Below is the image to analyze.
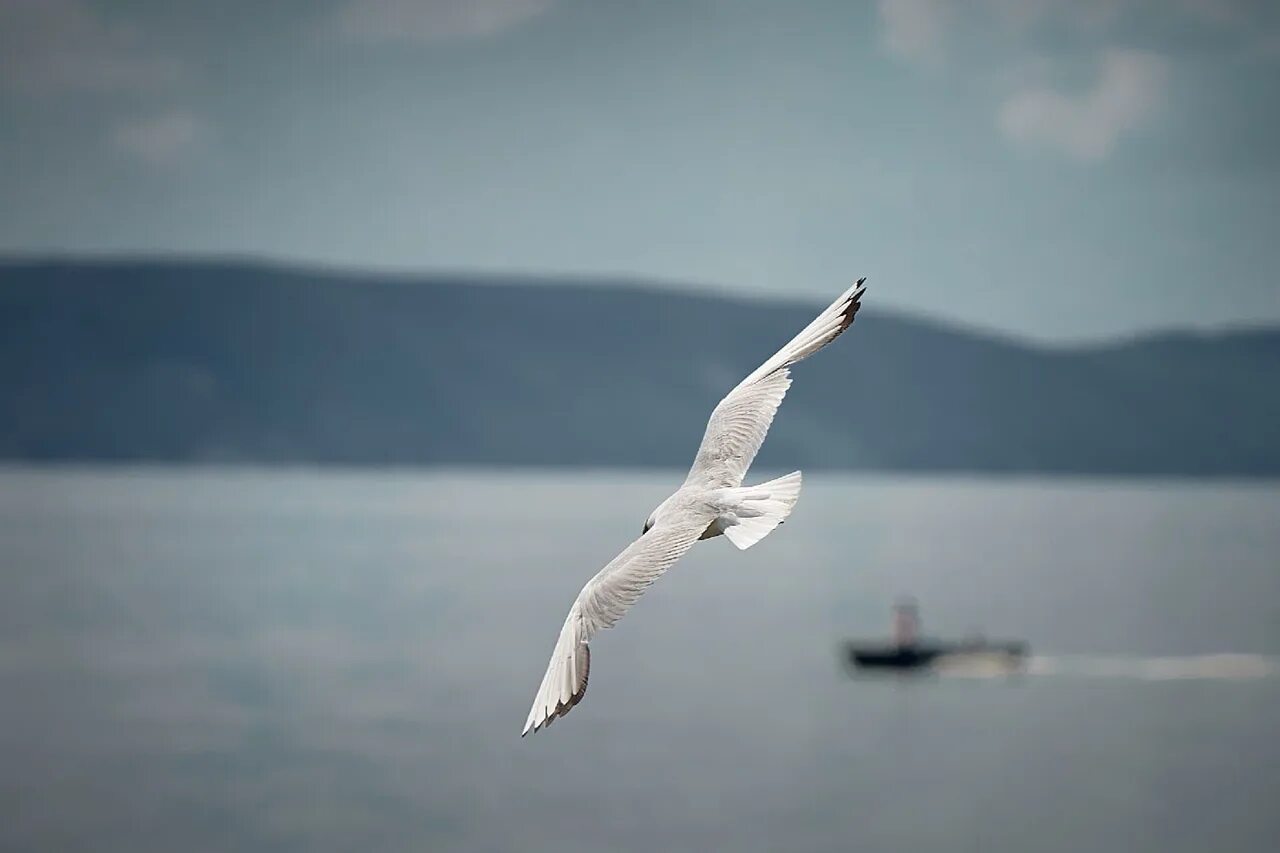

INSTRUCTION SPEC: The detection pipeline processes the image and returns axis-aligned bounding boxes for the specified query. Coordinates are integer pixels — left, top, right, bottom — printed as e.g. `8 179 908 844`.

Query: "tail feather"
722 471 802 550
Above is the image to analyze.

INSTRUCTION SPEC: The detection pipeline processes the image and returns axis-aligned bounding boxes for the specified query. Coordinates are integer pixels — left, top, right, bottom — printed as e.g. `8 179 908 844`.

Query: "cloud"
998 49 1168 160
111 112 207 166
877 0 949 64
327 0 555 44
876 0 1271 160
0 0 181 95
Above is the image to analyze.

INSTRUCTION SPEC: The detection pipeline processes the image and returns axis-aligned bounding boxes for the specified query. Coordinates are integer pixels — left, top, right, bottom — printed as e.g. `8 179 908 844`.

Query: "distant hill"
2 258 1277 475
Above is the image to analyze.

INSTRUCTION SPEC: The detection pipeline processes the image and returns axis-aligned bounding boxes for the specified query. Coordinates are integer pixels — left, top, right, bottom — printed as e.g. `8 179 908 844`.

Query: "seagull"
522 279 867 735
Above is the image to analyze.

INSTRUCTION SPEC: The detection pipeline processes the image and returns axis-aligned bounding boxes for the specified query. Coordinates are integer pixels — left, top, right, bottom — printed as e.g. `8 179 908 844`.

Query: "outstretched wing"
522 506 713 736
684 279 866 489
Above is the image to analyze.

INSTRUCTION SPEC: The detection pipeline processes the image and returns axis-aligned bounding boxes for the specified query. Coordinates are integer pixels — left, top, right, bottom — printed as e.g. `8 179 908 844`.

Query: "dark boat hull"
846 640 1028 671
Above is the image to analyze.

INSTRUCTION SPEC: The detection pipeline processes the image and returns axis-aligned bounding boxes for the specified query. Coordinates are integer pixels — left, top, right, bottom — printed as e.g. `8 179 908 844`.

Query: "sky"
1 0 1278 341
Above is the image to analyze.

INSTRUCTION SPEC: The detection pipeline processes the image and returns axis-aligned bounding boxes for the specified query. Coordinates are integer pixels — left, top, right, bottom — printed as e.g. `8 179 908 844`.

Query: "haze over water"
1 468 1277 852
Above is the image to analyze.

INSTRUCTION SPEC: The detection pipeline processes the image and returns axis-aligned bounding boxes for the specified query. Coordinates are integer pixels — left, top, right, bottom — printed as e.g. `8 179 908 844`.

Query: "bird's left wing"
522 504 714 736
684 279 866 489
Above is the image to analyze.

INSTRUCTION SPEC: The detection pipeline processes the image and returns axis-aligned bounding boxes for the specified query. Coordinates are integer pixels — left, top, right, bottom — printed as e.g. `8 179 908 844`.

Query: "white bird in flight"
522 279 868 735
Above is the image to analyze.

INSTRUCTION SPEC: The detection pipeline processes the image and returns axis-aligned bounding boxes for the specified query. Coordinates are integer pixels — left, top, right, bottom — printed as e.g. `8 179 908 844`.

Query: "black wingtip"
838 280 865 331
521 645 590 738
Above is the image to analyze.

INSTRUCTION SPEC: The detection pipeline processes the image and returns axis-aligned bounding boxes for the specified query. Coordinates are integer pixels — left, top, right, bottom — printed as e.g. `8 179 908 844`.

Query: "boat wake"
933 653 1277 681
1025 653 1277 681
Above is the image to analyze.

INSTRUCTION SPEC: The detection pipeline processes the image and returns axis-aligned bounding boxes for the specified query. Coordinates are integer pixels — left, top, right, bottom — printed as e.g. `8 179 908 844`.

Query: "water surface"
1 468 1277 852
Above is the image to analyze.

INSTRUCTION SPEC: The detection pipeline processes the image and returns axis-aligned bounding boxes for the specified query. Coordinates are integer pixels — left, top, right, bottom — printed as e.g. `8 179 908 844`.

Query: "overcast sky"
1 0 1278 340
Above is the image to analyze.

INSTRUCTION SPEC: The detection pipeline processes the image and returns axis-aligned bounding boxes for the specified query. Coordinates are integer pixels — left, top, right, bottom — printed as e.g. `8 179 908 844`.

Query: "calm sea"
1 468 1277 853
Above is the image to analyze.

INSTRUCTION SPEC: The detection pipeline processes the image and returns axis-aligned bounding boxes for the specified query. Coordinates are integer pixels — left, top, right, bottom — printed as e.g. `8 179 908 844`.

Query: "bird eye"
642 520 653 534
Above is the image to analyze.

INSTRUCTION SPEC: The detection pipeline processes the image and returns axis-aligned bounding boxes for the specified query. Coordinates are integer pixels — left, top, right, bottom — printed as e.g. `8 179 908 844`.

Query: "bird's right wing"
684 279 866 489
522 506 713 736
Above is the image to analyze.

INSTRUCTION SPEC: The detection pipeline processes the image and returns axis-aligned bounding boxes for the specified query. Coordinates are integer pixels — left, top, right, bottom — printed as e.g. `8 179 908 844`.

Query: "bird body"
523 279 867 735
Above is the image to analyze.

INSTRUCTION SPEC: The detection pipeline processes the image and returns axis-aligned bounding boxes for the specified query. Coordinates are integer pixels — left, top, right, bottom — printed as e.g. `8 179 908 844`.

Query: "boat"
844 598 1028 672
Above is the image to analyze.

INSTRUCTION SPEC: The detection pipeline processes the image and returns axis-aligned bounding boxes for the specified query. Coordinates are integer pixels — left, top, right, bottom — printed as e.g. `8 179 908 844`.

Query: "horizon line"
2 250 1276 349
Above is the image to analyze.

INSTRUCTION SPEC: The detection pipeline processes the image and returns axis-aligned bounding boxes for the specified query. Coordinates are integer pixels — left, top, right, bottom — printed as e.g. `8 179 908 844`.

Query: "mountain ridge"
2 257 1277 475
